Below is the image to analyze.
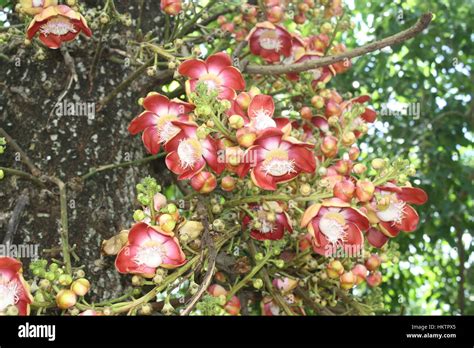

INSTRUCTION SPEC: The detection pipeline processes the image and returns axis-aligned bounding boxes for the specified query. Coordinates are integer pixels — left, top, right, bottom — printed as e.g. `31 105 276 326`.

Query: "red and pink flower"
247 22 293 63
242 202 292 240
247 128 316 190
365 183 428 245
26 5 92 49
0 257 33 315
115 222 186 278
165 120 224 179
128 93 194 155
300 198 370 256
178 52 245 100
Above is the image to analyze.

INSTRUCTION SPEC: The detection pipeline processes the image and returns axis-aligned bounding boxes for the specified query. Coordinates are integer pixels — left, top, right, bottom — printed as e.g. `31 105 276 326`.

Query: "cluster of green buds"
193 294 229 316
29 260 90 312
135 176 161 206
190 83 231 123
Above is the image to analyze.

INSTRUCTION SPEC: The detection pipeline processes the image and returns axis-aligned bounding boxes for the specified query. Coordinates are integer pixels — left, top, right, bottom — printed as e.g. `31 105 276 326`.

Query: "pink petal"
251 164 277 190
206 52 232 75
178 59 208 79
128 111 159 135
398 187 428 205
366 227 389 248
217 66 246 91
143 94 171 116
142 127 161 154
248 94 275 118
398 204 420 232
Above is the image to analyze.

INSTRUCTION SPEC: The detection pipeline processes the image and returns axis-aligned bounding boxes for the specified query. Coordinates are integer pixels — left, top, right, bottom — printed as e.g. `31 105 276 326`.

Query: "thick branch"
244 12 433 75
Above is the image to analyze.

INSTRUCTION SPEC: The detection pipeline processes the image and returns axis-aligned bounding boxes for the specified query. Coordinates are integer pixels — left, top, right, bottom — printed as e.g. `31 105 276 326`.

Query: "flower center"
199 73 222 90
40 17 77 36
134 243 164 268
157 115 179 143
251 108 276 130
319 212 347 246
262 149 295 177
177 138 202 169
253 209 275 234
376 201 406 225
0 281 19 312
259 30 282 52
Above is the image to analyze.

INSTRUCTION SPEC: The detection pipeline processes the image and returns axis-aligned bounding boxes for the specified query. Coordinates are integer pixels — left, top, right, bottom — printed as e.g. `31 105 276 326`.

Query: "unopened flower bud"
351 264 368 285
299 183 312 196
342 132 356 146
58 274 73 286
133 209 146 222
365 254 381 271
352 163 367 174
339 271 356 290
56 290 77 309
229 114 244 129
327 260 344 279
366 271 382 287
355 179 375 202
371 158 386 170
253 278 263 289
139 303 153 315
321 135 338 158
70 278 90 296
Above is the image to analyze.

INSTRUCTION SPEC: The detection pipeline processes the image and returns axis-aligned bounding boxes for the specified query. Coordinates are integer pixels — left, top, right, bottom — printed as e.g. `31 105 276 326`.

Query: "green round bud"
253 278 263 289
137 193 150 205
166 203 177 214
275 260 285 268
254 253 264 261
133 209 146 222
49 263 59 272
58 274 73 286
45 271 56 281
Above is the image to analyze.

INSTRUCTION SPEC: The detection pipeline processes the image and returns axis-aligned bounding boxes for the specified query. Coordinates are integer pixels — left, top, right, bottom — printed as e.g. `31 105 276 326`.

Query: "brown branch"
244 12 433 75
3 189 29 244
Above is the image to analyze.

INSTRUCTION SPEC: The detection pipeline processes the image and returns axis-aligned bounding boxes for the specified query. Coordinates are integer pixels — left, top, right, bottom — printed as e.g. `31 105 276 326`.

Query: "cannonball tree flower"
248 128 316 190
19 0 57 16
300 198 370 256
247 21 293 63
115 222 186 278
26 5 92 49
0 257 33 316
128 93 194 154
178 52 245 100
242 202 293 240
164 120 224 179
364 183 428 243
